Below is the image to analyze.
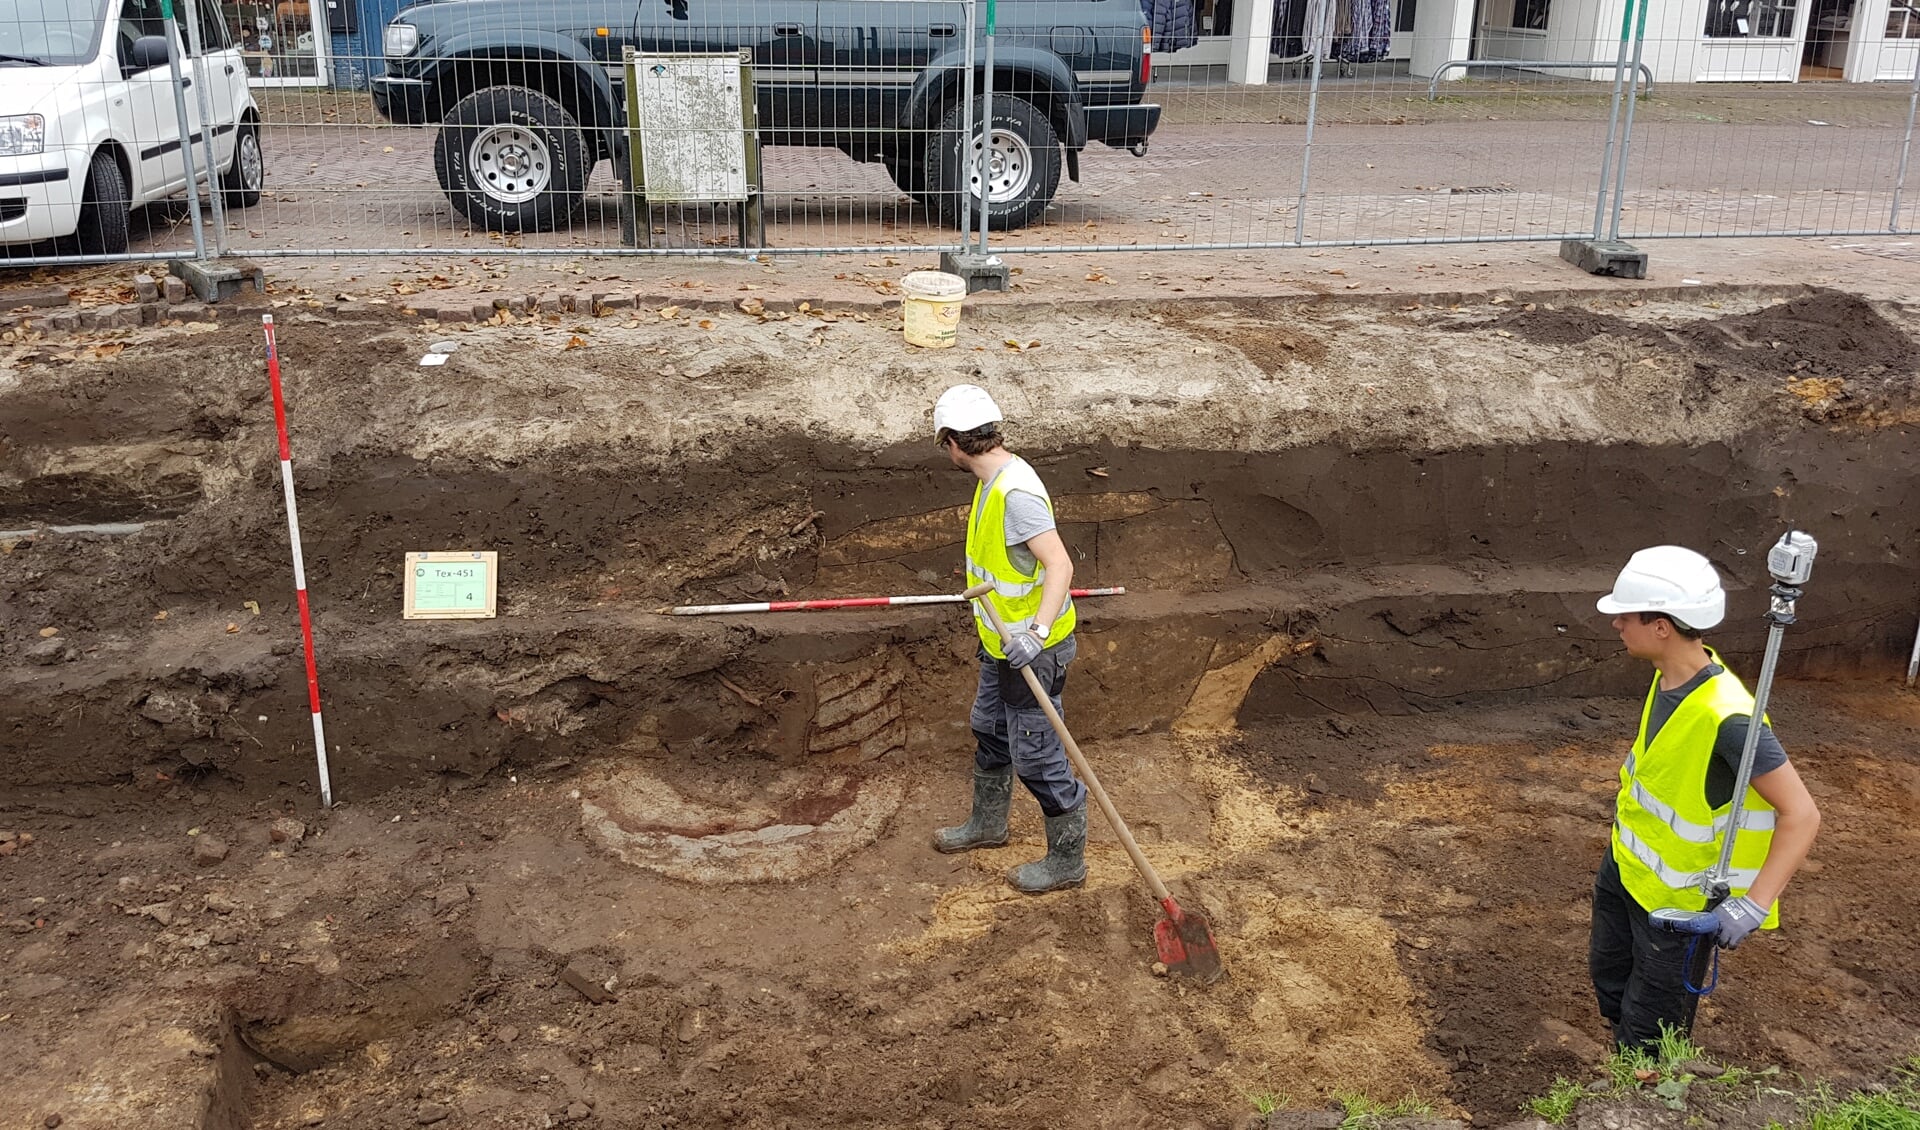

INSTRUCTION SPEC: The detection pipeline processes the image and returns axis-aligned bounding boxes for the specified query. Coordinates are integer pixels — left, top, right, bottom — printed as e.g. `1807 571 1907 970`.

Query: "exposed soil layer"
3 685 1916 1129
3 285 1920 1128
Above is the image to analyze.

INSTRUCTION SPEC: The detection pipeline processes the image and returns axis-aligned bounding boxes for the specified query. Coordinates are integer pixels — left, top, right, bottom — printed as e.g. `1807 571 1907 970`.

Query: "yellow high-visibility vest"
964 457 1076 659
1612 649 1780 928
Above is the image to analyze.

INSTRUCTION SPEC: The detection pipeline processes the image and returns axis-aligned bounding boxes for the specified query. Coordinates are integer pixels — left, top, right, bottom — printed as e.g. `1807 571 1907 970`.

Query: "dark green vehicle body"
372 0 1161 230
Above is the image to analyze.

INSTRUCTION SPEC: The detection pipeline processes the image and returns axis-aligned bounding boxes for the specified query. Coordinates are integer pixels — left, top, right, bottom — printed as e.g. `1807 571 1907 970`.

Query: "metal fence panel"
3 0 1919 268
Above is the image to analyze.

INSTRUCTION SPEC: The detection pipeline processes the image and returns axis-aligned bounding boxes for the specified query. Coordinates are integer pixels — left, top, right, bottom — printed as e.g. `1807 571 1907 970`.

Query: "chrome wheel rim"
469 124 551 204
968 126 1032 205
240 131 263 191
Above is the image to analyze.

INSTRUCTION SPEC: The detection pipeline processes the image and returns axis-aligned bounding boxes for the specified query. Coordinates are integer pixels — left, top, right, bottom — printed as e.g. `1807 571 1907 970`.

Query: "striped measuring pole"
661 586 1127 616
261 315 334 807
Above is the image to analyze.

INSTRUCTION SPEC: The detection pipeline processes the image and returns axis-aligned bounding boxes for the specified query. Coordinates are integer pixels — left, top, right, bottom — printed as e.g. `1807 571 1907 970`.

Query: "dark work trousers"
1589 849 1716 1049
970 635 1086 817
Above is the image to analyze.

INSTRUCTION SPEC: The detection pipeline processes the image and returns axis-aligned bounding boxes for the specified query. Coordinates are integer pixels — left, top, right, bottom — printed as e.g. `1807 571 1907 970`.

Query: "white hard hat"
1596 545 1726 630
933 384 1003 437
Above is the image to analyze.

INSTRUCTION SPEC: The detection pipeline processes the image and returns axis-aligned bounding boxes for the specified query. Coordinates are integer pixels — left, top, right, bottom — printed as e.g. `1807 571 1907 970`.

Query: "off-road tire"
926 95 1061 232
221 118 264 208
433 85 589 233
74 149 131 256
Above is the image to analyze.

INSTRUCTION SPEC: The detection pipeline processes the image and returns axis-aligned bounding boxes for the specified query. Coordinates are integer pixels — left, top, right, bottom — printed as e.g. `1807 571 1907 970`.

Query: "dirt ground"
3 276 1920 1128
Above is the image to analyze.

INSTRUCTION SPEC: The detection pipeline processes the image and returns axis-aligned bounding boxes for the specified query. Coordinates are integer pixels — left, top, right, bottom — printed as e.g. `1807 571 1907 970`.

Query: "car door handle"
929 22 957 35
773 22 804 35
225 63 234 74
181 77 192 87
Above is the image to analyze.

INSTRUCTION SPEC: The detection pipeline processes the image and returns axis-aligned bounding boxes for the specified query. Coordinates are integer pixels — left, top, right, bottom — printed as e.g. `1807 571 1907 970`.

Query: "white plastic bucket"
901 271 967 349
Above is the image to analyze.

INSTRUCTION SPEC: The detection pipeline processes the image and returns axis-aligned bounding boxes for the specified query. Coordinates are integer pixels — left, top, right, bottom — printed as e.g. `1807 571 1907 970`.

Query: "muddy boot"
1008 805 1087 893
931 768 1013 853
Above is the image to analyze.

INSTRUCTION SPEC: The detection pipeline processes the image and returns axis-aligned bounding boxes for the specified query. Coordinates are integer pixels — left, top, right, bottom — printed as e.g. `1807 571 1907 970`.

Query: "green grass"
1248 1092 1288 1116
1528 1077 1585 1124
1333 1091 1435 1128
1604 1024 1708 1090
1800 1056 1920 1130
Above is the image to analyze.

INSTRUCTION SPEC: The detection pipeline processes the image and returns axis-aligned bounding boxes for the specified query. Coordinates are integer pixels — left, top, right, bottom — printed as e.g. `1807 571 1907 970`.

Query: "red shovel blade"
1153 897 1224 983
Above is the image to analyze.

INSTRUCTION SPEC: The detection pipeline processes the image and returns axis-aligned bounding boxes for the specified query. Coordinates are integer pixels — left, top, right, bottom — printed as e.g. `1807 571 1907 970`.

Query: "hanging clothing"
1269 0 1333 59
1334 0 1393 61
1140 0 1200 53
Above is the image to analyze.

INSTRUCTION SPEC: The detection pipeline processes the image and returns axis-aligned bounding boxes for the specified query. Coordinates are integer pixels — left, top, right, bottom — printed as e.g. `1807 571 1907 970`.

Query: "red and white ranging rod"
660 586 1127 616
261 315 333 808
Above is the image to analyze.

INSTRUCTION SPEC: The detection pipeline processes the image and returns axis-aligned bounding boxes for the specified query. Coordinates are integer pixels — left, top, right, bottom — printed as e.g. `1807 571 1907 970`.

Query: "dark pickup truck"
371 0 1161 232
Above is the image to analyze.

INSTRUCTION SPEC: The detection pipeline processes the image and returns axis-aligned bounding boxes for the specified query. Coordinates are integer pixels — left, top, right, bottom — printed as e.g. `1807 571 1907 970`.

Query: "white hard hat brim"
1594 592 1725 629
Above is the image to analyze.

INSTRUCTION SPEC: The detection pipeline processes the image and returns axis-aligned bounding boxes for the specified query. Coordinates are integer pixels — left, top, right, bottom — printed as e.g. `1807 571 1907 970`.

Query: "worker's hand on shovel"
1003 622 1047 669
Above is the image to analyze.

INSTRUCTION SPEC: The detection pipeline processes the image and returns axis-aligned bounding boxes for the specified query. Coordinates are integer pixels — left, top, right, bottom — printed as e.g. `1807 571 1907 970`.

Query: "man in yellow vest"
929 384 1089 893
1592 545 1822 1048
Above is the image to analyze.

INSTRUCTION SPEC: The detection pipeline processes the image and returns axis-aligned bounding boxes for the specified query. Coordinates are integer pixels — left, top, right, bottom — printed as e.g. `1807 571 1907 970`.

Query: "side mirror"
127 34 171 72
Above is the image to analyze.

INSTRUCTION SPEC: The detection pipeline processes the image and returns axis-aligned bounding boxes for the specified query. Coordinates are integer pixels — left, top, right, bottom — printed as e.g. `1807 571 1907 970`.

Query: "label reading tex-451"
403 551 499 620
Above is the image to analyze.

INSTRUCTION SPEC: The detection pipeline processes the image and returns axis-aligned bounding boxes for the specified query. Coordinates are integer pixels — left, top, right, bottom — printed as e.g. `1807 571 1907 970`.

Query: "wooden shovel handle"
964 587 1173 904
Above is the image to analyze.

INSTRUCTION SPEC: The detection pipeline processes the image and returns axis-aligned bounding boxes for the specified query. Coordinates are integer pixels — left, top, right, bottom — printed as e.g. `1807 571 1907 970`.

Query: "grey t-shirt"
1643 663 1789 809
1002 488 1055 572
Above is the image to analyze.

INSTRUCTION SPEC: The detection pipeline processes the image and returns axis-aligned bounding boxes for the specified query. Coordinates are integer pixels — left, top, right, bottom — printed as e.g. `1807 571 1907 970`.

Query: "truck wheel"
434 86 588 233
74 150 130 256
926 95 1061 232
221 119 264 208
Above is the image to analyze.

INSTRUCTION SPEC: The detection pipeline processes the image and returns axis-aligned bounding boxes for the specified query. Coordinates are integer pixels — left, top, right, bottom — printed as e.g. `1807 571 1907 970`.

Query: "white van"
0 0 265 256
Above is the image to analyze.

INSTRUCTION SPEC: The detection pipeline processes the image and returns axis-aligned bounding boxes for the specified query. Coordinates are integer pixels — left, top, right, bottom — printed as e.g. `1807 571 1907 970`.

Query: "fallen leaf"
563 335 586 351
737 297 765 316
38 627 58 638
243 600 260 616
698 319 715 331
659 305 681 319
154 610 168 621
1086 466 1110 478
225 622 240 634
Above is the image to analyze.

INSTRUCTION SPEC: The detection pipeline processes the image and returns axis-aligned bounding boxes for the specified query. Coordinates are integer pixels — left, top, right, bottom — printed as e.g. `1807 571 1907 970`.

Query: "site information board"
403 551 498 619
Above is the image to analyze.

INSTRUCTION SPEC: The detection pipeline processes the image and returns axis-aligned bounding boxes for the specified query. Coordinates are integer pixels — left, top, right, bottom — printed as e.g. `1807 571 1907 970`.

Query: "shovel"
964 583 1224 983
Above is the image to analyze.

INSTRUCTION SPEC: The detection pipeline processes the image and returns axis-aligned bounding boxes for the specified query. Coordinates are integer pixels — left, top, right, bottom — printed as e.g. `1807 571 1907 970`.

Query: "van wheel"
434 85 588 233
926 95 1061 232
222 120 264 208
74 150 131 256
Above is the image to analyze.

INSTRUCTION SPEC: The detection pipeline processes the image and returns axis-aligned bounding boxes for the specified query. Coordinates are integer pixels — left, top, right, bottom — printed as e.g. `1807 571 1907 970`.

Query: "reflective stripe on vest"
964 457 1077 659
1610 649 1780 926
1614 823 1762 892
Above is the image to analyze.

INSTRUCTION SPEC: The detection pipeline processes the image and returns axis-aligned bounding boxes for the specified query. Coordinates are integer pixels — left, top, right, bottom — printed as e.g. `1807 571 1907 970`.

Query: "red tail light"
1141 27 1152 85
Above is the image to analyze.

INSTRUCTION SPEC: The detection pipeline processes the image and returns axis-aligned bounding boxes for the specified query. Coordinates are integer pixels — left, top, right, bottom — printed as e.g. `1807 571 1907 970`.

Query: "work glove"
1003 622 1048 669
1711 895 1767 949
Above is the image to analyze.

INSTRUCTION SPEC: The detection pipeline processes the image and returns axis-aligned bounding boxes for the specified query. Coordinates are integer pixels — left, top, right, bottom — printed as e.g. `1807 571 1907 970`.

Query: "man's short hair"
1638 611 1704 640
938 422 1002 456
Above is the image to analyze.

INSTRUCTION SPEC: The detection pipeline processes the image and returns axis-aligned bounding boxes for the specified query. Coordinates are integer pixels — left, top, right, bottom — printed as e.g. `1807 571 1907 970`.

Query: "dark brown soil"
5 288 1920 1129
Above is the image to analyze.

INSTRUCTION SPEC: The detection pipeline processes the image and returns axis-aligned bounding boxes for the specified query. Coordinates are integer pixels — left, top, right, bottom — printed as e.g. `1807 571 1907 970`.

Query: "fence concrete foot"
170 259 266 304
939 252 1010 294
1559 239 1648 279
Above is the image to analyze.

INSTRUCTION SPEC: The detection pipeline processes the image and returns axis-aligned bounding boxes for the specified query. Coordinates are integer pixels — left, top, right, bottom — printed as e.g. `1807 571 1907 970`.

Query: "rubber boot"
931 767 1012 853
1008 804 1087 893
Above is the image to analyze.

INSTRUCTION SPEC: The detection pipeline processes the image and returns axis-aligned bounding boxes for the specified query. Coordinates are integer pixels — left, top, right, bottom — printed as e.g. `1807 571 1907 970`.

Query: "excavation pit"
3 287 1918 1128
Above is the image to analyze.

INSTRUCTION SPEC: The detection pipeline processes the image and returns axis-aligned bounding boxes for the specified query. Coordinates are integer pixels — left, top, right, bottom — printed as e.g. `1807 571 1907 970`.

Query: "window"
1511 0 1549 29
227 0 317 78
117 0 169 66
0 0 110 65
1396 0 1416 34
192 0 229 52
1703 0 1797 37
1889 0 1920 37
